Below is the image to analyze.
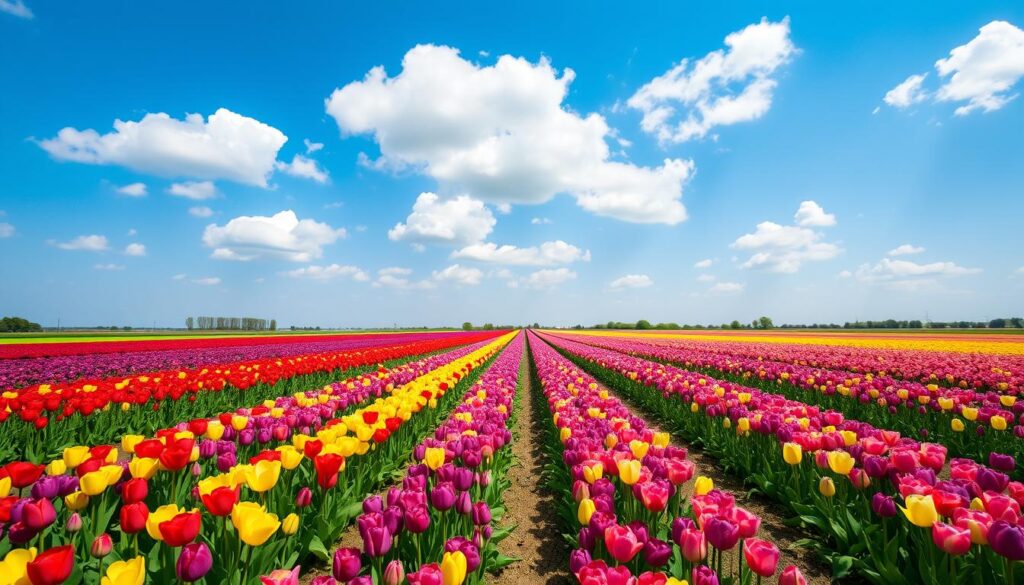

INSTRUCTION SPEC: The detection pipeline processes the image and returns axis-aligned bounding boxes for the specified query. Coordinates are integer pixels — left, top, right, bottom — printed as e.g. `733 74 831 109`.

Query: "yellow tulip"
666 579 690 585
46 460 67 476
652 432 670 448
244 460 282 493
205 422 225 441
782 443 802 466
424 447 446 471
63 446 91 469
962 407 979 421
231 415 249 431
560 427 572 443
128 457 159 480
577 498 596 525
0 547 37 585
1001 395 1016 408
281 513 299 535
0 477 10 498
616 459 641 486
951 418 965 432
819 477 836 497
232 502 280 546
65 491 90 511
694 476 714 496
901 494 938 527
147 504 183 541
101 465 124 486
992 416 1008 431
441 551 468 585
827 451 855 475
121 435 144 455
101 556 145 585
582 462 603 484
276 446 303 471
80 470 111 496
629 440 650 460
604 434 618 449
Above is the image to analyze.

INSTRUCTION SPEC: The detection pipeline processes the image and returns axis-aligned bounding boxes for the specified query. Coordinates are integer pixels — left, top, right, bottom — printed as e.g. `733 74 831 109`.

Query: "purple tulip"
455 491 472 515
177 542 213 582
296 487 312 508
643 537 672 567
362 495 383 514
383 506 404 535
704 517 739 551
871 493 897 518
569 549 592 574
471 502 491 526
692 564 720 585
404 505 431 534
430 482 457 511
332 547 362 581
357 514 392 558
990 521 1024 561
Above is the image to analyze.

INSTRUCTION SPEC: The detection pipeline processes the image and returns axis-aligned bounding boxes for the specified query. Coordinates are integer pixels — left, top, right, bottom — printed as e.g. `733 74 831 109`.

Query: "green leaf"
488 554 520 571
308 535 330 561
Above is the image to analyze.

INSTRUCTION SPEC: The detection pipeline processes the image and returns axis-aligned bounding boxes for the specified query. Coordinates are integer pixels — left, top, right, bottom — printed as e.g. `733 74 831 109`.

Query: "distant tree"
908 320 923 329
0 316 43 333
483 323 494 330
270 319 277 331
1011 318 1024 328
729 320 742 330
756 316 774 329
990 318 1007 328
462 322 473 331
635 319 652 330
185 317 194 330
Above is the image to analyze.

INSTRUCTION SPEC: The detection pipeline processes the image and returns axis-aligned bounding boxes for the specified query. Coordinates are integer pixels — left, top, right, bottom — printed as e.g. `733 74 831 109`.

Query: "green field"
0 328 460 344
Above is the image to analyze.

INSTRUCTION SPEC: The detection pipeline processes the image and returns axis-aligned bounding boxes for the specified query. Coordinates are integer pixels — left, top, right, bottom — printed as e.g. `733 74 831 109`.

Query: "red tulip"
604 524 643 563
23 498 57 531
160 438 195 472
160 511 202 546
120 502 149 534
121 478 149 504
4 462 45 488
743 538 780 577
201 486 239 517
27 545 75 585
315 453 345 490
932 522 971 556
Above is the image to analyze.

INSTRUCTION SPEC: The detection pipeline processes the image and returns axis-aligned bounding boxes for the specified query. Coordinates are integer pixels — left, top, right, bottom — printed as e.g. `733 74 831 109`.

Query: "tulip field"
1 329 1023 584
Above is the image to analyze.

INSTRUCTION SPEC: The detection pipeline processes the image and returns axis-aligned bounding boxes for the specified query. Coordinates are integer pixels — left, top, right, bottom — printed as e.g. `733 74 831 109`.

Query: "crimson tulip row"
540 332 1024 584
551 331 1024 477
0 333 518 585
527 331 809 585
0 333 499 464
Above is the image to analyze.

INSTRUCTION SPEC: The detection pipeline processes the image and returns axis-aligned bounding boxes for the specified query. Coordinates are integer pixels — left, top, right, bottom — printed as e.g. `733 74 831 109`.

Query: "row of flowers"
552 332 1024 477
541 332 1024 584
0 332 500 464
528 331 809 585
0 332 518 585
564 331 1024 393
0 332 469 390
319 330 526 585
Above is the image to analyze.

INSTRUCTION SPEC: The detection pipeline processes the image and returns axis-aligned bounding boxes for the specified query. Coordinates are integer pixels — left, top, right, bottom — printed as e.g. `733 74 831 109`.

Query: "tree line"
186 316 277 331
0 316 43 333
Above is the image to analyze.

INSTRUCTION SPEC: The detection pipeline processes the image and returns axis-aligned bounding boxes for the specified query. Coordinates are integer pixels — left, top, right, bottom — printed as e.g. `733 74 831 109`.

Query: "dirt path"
490 353 572 585
602 380 836 585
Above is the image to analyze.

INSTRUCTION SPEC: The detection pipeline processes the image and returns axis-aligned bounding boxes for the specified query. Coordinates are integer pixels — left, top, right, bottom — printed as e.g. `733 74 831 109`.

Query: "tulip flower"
578 498 596 525
932 522 971 556
22 498 56 531
605 524 643 563
779 565 807 585
617 459 641 486
694 476 713 496
333 547 361 581
989 521 1024 561
101 556 145 585
244 460 282 493
91 533 114 558
782 442 802 465
743 538 780 577
177 543 212 582
819 477 836 498
704 517 740 551
26 545 74 585
232 502 281 547
159 511 202 547
314 453 345 490
691 565 719 585
441 551 467 585
871 493 897 518
260 566 300 585
120 502 149 535
0 547 37 585
424 447 447 470
901 494 939 528
384 560 405 585
282 513 299 535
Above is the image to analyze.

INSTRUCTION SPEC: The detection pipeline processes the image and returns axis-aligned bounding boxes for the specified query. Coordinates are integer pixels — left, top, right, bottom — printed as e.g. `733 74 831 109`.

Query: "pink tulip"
932 522 972 556
604 524 643 563
743 538 781 577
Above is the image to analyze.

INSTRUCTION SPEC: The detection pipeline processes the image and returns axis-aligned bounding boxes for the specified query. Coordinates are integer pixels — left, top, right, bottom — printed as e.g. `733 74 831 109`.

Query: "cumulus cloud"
53 234 109 252
794 200 836 227
521 268 577 289
116 182 148 197
275 154 329 183
304 139 324 153
451 240 590 266
627 17 796 143
374 267 436 290
283 264 369 281
884 21 1024 115
887 244 925 256
432 264 483 286
124 243 146 256
709 281 745 294
883 74 929 108
168 181 217 200
696 273 716 282
531 217 552 225
609 274 653 289
203 210 346 262
853 258 980 290
0 222 13 238
731 201 840 273
189 206 214 218
38 108 288 186
93 263 125 271
192 277 221 286
0 0 32 19
388 193 496 246
326 44 694 224
694 258 713 268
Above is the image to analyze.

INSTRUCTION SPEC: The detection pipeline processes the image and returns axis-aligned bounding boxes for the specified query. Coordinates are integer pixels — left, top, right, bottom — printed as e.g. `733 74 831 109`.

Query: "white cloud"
388 193 496 246
627 17 796 143
793 200 836 227
284 264 369 282
116 182 148 197
374 267 436 290
54 234 109 252
168 181 217 200
432 264 483 286
885 21 1024 116
0 223 13 238
123 243 146 256
609 274 653 289
0 0 32 18
326 44 694 224
694 258 713 268
696 273 716 282
531 217 552 225
855 258 980 284
39 108 288 186
451 240 590 266
838 270 853 278
93 263 125 271
275 154 329 183
709 281 745 294
189 206 214 218
172 273 187 281
883 74 930 108
192 277 221 286
203 210 346 262
126 228 137 236
304 139 324 153
521 268 577 289
887 243 926 256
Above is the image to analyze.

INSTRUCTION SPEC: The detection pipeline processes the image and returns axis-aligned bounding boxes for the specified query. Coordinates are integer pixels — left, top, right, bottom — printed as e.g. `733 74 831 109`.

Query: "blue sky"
1 1 1022 328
